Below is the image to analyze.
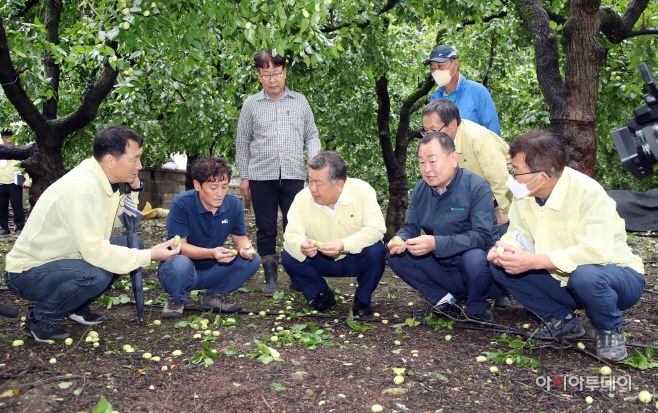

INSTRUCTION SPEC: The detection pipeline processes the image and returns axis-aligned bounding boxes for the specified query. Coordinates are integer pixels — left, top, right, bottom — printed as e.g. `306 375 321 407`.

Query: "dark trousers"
281 242 386 304
4 236 140 324
250 179 305 257
388 248 502 314
0 184 25 231
489 263 645 330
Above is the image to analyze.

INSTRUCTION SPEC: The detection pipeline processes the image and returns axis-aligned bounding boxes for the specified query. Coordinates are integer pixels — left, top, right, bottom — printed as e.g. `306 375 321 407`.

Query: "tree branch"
0 143 35 161
628 28 658 37
398 74 435 150
0 17 47 136
511 0 565 114
600 0 652 44
375 75 395 170
319 0 398 33
461 10 509 26
43 0 62 120
58 54 119 139
13 0 41 18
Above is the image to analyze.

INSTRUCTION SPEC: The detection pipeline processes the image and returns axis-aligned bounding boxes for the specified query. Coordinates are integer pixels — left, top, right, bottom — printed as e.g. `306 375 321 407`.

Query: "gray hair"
307 151 347 185
422 99 461 127
418 132 455 156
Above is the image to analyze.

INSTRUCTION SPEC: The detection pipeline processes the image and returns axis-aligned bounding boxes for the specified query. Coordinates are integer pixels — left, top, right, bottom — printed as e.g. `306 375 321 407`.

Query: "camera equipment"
611 62 658 180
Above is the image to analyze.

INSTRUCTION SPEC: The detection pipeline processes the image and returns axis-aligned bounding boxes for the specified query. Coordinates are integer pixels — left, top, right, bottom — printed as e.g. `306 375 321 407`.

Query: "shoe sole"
162 311 183 319
67 314 104 326
29 330 70 342
531 326 586 340
200 304 241 313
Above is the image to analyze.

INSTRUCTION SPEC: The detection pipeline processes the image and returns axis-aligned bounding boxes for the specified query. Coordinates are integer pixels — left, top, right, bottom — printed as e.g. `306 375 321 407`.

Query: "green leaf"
646 345 654 361
271 382 286 391
300 18 309 33
92 396 113 413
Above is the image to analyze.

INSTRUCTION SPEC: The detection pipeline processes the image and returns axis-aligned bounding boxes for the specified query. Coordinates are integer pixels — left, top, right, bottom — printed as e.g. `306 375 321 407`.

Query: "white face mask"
431 61 455 87
505 174 544 199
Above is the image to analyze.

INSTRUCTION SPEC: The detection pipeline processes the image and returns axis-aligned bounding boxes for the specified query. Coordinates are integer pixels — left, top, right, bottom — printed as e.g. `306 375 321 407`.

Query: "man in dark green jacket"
387 131 503 322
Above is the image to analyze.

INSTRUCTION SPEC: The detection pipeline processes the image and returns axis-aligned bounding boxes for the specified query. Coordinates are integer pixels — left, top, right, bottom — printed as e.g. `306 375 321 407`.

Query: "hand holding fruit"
487 241 508 263
301 238 319 258
239 243 256 259
212 246 237 263
387 236 407 255
316 239 344 257
151 237 181 261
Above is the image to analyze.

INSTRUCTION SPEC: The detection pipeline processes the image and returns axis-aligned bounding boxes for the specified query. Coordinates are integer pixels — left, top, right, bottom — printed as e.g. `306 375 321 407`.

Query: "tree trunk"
0 4 118 205
185 154 199 191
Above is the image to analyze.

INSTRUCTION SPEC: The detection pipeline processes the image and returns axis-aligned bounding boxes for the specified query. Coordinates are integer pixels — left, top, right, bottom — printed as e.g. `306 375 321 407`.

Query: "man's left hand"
318 240 344 257
494 245 537 274
406 235 435 256
129 175 141 190
239 242 256 260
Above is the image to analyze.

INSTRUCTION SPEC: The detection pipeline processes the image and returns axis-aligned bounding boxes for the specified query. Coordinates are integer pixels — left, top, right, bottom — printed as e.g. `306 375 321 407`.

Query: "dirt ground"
1 217 657 413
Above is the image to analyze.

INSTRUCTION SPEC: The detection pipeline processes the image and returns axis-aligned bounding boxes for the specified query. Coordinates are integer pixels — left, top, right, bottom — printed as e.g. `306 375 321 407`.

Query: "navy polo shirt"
166 190 247 270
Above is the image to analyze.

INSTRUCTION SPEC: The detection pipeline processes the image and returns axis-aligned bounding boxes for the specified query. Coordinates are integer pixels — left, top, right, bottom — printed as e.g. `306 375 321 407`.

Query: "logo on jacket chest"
222 219 229 224
451 208 465 211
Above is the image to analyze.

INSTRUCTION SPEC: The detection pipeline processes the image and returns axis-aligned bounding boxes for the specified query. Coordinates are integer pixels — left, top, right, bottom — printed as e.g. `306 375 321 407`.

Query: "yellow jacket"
455 120 512 220
501 167 644 286
7 157 151 274
283 178 386 262
0 159 31 186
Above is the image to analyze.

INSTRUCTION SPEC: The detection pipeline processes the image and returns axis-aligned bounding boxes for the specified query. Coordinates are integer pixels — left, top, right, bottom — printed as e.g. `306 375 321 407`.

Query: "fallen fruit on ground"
49 358 56 364
445 335 452 341
143 353 152 359
153 320 161 325
151 356 161 362
586 396 593 404
489 366 498 373
577 342 586 350
638 391 652 403
172 350 182 356
65 338 73 345
371 404 383 412
476 356 487 362
12 340 23 346
394 375 404 385
600 366 612 376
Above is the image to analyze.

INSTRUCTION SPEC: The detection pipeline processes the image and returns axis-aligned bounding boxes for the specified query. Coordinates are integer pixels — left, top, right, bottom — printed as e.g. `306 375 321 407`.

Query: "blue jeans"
4 236 138 324
489 263 645 330
157 254 261 305
388 248 502 314
281 242 386 304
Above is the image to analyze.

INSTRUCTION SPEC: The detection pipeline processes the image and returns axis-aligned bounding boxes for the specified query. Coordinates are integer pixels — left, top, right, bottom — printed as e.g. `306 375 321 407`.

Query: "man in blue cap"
426 45 501 136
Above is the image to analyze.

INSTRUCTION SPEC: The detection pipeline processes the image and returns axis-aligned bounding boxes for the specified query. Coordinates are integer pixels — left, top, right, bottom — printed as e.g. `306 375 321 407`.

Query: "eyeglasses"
259 71 284 81
507 163 544 178
421 124 446 137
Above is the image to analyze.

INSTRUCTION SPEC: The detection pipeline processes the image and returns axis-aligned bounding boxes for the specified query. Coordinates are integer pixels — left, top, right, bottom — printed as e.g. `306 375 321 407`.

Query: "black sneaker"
494 292 514 308
0 229 10 237
309 287 336 313
24 309 70 342
352 297 372 317
162 297 185 319
201 293 241 313
596 326 628 361
14 229 22 237
467 308 494 323
531 313 586 340
67 306 104 325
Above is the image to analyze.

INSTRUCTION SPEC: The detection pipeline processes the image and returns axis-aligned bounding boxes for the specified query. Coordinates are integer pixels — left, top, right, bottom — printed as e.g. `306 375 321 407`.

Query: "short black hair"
418 131 455 156
307 151 347 184
422 99 461 127
1 130 13 136
254 49 286 70
93 125 143 161
192 157 233 184
509 129 567 178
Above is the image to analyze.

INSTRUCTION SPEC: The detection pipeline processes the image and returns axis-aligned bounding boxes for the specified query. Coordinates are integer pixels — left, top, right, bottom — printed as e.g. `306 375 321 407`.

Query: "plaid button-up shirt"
236 87 320 181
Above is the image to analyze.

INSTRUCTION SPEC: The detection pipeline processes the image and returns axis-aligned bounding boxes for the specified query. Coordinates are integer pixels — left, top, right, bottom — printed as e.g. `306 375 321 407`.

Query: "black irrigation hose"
134 302 654 350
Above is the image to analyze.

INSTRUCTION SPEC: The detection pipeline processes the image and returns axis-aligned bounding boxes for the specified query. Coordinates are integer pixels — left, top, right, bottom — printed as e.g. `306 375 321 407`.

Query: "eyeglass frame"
258 70 285 81
507 163 549 178
420 124 446 137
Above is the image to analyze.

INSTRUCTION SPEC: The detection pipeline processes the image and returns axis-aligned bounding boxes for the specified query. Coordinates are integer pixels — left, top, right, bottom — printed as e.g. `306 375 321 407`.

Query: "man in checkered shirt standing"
236 49 320 296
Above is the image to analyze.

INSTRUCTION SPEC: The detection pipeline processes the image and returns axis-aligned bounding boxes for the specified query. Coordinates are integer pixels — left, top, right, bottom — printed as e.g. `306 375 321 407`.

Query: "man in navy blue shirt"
158 157 260 319
387 132 503 323
426 45 501 136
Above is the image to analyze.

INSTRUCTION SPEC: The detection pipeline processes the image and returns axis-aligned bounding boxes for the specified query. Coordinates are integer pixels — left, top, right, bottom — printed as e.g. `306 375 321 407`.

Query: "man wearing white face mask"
425 45 501 136
487 130 644 362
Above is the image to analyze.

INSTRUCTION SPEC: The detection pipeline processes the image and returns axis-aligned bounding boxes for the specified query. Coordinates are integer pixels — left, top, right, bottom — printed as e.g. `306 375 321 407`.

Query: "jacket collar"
89 157 116 197
543 167 571 211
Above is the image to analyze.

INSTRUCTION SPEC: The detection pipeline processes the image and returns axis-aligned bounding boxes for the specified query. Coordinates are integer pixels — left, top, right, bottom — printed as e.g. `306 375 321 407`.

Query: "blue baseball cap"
424 45 458 65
